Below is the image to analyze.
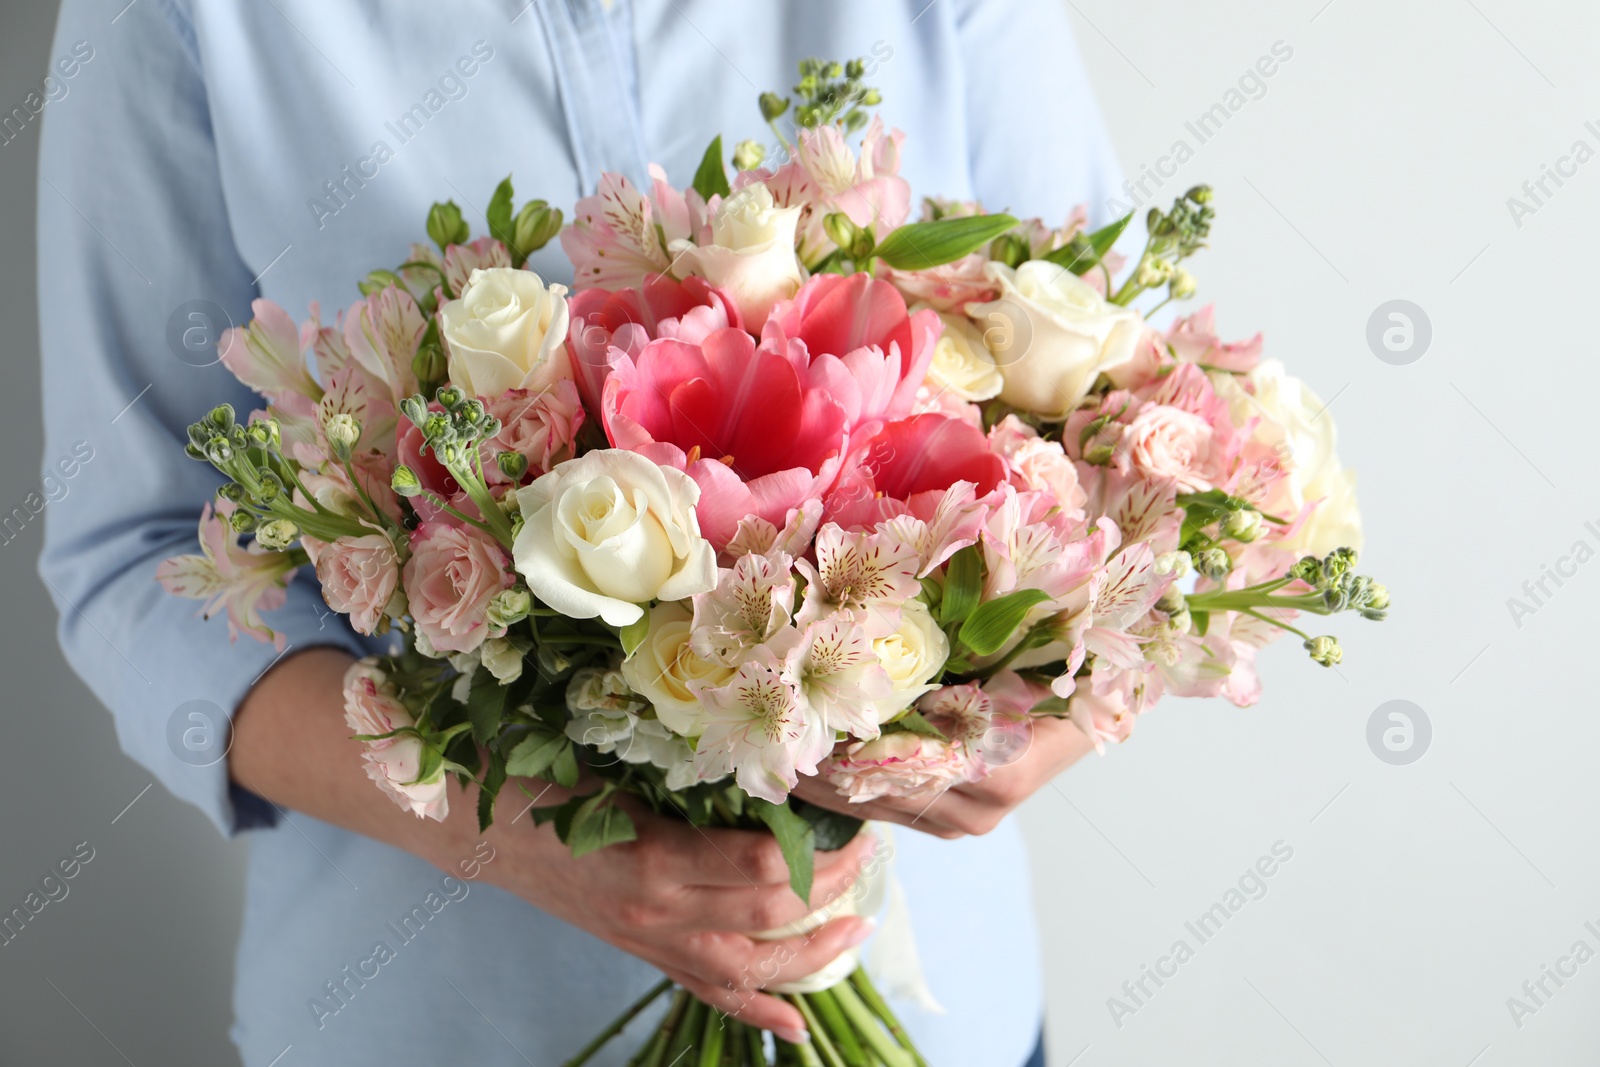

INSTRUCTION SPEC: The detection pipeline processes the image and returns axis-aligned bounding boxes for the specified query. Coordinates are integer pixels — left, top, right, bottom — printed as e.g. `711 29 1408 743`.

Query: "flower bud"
1185 185 1213 205
323 412 362 462
1155 550 1193 579
1321 547 1358 582
252 471 284 507
1222 509 1262 543
512 200 563 258
990 232 1030 269
435 386 465 411
1289 556 1323 586
255 518 299 551
496 450 529 481
205 404 236 434
1170 268 1197 300
1084 444 1116 466
412 342 446 388
1156 587 1186 615
400 395 429 428
426 200 469 250
823 212 859 252
486 587 533 630
759 92 789 122
732 139 766 171
359 269 404 297
1365 582 1389 612
1304 635 1342 667
391 465 423 498
1195 547 1232 581
423 412 451 442
228 509 256 534
1136 256 1173 288
535 644 574 680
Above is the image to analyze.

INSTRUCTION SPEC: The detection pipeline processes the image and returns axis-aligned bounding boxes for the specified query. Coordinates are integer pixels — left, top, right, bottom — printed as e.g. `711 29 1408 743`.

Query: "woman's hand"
792 715 1097 839
470 789 880 1040
233 648 876 1044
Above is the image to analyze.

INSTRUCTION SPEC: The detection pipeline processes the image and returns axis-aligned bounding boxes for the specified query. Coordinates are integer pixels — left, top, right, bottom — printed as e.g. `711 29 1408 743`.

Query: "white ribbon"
752 824 944 1011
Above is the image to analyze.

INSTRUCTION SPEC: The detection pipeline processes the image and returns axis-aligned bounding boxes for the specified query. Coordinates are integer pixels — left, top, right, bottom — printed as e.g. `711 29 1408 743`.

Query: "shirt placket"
535 0 651 191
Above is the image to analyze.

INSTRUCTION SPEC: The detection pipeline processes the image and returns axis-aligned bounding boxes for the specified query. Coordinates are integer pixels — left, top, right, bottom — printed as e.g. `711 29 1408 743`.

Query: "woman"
38 1 1124 1062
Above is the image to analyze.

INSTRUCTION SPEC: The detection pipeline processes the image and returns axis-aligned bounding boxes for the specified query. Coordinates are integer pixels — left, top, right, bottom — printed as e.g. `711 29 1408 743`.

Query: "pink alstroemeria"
156 504 296 648
690 550 797 665
793 116 911 246
777 615 894 739
441 236 512 297
219 299 322 404
694 653 831 804
794 523 922 633
562 166 707 291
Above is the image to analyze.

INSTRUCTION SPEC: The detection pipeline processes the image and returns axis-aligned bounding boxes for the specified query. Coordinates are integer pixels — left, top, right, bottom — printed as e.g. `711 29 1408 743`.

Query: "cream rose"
440 267 572 399
1232 360 1363 555
669 183 803 330
871 600 950 722
513 449 717 626
620 601 737 737
968 260 1143 419
919 307 1003 401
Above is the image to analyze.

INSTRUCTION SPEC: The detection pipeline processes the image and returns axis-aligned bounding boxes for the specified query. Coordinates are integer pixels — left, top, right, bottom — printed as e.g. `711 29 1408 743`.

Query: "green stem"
788 996 848 1067
847 970 926 1067
667 998 707 1066
745 1024 769 1066
415 489 500 538
560 977 673 1067
806 990 867 1067
698 1007 726 1067
827 982 912 1067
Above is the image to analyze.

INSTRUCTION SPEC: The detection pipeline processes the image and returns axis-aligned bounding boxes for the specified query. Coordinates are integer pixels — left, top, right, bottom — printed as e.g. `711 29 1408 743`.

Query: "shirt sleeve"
945 0 1130 228
36 0 366 836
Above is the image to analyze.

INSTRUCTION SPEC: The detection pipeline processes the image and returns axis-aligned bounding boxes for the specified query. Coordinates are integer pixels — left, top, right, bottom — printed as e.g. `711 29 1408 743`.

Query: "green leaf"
1191 609 1210 637
873 213 1019 271
551 741 580 788
691 135 731 202
939 545 982 625
958 589 1052 657
1041 211 1134 275
466 669 508 746
477 750 506 833
795 802 865 853
888 710 946 739
504 727 565 778
567 792 637 857
749 798 816 903
530 792 587 842
485 176 515 248
620 612 651 659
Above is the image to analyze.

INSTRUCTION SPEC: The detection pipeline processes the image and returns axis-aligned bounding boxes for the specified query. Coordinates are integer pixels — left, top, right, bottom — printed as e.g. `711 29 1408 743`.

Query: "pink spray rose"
343 660 449 821
312 532 401 635
821 732 969 804
403 522 514 654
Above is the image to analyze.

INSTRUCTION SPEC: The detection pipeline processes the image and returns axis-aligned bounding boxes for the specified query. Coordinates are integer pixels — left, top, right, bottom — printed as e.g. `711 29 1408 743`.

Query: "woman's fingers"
659 967 809 1041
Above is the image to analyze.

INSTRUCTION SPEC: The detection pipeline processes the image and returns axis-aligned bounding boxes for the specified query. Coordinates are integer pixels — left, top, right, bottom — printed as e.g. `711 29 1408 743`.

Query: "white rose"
968 260 1144 419
871 600 950 722
513 449 718 627
919 307 1003 401
480 637 524 684
1231 360 1363 555
620 601 737 737
440 267 572 399
669 183 803 330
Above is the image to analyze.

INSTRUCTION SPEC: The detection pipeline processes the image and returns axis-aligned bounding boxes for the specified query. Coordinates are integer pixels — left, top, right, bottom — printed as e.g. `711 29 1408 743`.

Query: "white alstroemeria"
694 653 830 804
690 551 797 666
777 616 893 739
795 524 922 635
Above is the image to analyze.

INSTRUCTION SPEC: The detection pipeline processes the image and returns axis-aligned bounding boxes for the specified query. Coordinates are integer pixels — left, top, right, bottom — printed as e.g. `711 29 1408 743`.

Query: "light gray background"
2 2 1593 1065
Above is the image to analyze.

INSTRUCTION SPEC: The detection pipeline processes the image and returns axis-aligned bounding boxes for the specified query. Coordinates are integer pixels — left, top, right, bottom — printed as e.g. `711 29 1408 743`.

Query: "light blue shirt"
37 2 1126 1063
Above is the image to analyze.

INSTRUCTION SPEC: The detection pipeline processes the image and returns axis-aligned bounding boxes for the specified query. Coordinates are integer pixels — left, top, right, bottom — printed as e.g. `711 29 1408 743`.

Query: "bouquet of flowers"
160 58 1386 1066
